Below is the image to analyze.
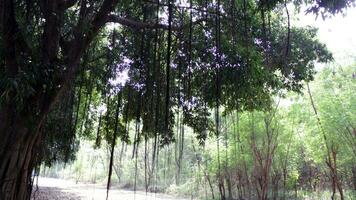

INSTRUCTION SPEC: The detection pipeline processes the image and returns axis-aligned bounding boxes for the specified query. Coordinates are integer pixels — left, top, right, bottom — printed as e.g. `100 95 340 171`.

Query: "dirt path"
31 177 188 200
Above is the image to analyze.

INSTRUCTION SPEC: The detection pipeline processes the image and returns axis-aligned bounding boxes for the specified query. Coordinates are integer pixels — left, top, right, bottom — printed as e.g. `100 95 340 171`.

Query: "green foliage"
47 60 356 199
0 0 342 172
39 90 79 166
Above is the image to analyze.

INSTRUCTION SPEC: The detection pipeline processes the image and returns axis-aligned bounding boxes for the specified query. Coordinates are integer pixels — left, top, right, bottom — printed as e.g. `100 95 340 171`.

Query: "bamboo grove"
0 0 354 199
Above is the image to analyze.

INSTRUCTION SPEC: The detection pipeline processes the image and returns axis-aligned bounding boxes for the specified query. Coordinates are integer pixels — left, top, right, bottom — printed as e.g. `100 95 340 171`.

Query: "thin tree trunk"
106 92 121 200
307 83 344 200
352 165 356 191
294 182 298 199
144 137 148 192
326 147 344 200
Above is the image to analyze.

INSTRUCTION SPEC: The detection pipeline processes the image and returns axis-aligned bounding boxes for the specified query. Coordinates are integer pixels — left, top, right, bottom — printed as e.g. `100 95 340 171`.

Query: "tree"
306 65 356 199
0 0 352 199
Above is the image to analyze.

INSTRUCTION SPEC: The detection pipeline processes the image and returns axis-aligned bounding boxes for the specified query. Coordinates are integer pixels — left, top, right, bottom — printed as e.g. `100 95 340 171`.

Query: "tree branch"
144 0 234 21
106 15 205 31
59 0 78 10
106 15 173 30
34 0 121 124
88 0 119 40
1 0 19 76
39 0 65 64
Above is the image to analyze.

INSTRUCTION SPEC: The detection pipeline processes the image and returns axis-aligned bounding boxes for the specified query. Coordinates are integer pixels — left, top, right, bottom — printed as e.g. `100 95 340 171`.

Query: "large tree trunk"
0 66 75 199
0 58 78 200
0 109 42 200
0 0 120 198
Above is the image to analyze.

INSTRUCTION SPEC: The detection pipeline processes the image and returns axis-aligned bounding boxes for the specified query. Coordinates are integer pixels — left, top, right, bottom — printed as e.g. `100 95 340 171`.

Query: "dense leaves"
0 0 354 198
0 0 341 165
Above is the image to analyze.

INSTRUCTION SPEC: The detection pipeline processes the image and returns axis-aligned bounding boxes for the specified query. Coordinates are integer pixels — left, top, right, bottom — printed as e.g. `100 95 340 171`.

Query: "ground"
31 177 188 200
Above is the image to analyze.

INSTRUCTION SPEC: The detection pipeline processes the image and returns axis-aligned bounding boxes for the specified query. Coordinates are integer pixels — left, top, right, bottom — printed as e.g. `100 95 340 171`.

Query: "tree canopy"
0 0 354 199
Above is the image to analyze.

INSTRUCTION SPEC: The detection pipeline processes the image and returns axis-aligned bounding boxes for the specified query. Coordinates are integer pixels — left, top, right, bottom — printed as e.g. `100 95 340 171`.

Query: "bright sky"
279 7 356 107
295 6 356 66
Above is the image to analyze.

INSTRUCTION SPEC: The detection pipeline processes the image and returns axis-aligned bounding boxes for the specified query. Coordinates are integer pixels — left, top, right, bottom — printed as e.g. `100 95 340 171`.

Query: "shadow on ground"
31 186 80 200
30 177 188 200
